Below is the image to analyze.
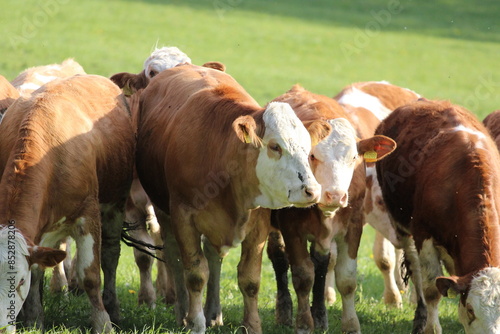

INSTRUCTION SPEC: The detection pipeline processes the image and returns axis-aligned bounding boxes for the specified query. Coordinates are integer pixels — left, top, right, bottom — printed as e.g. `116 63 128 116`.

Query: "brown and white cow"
250 85 396 334
134 64 329 333
0 75 135 333
376 99 500 334
111 46 192 308
10 58 86 97
334 81 421 307
0 76 19 118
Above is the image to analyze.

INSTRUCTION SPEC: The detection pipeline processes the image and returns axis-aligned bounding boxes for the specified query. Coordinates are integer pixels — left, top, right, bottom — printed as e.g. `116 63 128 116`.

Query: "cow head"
436 268 500 334
233 102 327 209
0 227 65 331
110 46 191 95
309 118 396 216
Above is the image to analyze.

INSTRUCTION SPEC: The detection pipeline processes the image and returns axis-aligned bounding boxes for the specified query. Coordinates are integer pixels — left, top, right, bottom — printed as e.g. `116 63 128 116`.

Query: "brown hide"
0 74 134 243
376 99 500 276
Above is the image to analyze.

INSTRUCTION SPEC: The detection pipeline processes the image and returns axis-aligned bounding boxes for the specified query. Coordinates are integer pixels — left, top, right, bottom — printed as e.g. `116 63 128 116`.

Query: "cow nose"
303 183 321 203
324 190 348 208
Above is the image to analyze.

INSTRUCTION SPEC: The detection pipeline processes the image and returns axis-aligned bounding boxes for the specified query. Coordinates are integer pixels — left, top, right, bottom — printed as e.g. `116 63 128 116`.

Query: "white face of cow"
254 102 321 209
143 46 191 81
310 118 358 216
459 267 500 334
0 227 31 332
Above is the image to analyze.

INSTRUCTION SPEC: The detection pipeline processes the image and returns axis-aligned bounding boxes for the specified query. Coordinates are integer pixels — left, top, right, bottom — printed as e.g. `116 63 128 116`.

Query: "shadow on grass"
123 0 499 44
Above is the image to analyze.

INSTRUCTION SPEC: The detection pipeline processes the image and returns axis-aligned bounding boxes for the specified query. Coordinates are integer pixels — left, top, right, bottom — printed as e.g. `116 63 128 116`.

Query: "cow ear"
358 135 397 163
202 62 226 72
110 71 148 96
233 115 262 148
436 276 467 298
303 120 332 146
29 246 66 268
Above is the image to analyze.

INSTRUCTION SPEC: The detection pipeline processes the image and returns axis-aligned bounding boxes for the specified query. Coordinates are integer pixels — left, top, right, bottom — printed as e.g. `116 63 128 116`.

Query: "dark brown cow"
238 85 396 334
134 64 329 333
376 99 500 334
0 75 135 333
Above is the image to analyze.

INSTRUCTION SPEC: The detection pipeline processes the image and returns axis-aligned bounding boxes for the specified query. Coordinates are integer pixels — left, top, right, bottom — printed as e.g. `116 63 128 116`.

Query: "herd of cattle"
0 46 499 334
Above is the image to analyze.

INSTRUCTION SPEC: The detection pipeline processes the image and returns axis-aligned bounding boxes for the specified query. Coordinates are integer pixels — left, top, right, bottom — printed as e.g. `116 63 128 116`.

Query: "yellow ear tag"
363 150 378 162
244 133 252 144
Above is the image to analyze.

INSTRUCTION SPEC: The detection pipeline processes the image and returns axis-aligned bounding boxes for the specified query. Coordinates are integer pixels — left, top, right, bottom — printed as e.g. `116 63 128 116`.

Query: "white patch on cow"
450 124 488 151
313 118 358 216
459 267 500 334
33 72 58 84
74 218 95 281
337 87 392 121
143 46 191 81
254 102 320 209
364 167 400 247
0 227 31 330
18 82 42 93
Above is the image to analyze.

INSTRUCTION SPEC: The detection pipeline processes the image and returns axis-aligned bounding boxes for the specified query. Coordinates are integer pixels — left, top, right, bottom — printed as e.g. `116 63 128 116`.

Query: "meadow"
1 0 499 333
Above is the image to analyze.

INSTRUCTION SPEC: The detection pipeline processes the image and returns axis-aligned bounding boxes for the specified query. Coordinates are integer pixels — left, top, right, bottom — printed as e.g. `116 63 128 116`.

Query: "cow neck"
0 136 56 244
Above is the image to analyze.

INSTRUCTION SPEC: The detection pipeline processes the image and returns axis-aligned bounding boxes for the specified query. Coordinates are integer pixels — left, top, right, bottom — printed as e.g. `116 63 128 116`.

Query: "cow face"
143 46 191 81
310 118 358 215
0 227 65 331
235 102 322 209
437 267 500 334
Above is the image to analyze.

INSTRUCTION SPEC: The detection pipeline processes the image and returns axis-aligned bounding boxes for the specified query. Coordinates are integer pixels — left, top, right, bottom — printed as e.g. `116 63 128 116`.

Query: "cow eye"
310 154 316 161
149 70 157 78
270 143 282 155
466 303 475 324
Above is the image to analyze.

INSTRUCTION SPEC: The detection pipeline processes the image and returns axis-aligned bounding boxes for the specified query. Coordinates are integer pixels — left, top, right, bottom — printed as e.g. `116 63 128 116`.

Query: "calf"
0 75 135 333
335 81 421 307
11 58 86 97
258 85 396 333
376 99 500 334
134 64 329 333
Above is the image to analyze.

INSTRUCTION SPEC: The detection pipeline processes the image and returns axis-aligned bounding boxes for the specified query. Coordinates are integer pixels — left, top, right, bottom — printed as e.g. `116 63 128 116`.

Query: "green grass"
1 0 497 332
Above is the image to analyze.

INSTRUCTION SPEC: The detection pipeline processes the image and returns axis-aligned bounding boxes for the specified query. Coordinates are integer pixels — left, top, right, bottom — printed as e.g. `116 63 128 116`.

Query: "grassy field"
1 0 498 333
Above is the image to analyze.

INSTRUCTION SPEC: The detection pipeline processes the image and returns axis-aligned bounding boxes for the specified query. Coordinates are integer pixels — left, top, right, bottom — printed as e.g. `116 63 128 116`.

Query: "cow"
0 75 19 118
0 74 135 333
10 58 86 97
252 84 396 334
376 99 500 334
483 110 500 148
110 46 192 308
334 81 421 308
133 63 331 334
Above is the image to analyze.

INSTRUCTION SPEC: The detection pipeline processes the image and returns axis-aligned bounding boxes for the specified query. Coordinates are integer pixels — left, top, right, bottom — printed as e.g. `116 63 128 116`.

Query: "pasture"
1 0 498 333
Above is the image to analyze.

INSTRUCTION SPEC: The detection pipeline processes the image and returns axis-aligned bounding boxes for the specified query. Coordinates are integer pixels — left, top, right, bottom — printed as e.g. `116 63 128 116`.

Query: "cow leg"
324 242 338 306
73 208 112 334
373 231 402 308
49 239 69 293
17 267 45 330
267 229 293 327
401 235 427 334
281 226 314 334
101 203 126 325
419 239 443 334
310 243 330 331
238 209 270 334
203 237 223 327
155 207 188 325
335 233 361 334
